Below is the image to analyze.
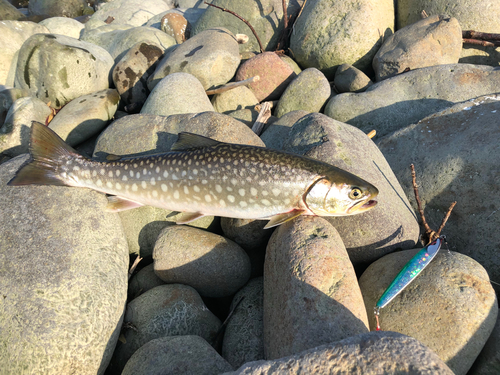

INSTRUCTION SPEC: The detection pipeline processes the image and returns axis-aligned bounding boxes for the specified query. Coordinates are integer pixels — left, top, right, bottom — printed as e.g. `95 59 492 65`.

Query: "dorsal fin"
170 132 221 151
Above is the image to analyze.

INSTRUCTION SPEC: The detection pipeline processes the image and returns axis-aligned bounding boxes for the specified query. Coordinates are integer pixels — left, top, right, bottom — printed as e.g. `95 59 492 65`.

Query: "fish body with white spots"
8 122 379 228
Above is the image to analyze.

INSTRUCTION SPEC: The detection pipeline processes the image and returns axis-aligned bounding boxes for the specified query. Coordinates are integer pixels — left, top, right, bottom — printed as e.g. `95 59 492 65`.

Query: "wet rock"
128 263 165 299
377 94 500 288
191 0 302 54
333 64 373 93
359 250 498 375
154 225 251 298
148 27 240 91
0 21 49 87
325 64 500 138
223 331 454 374
274 68 331 118
289 0 394 78
122 335 233 375
469 312 500 375
260 110 309 150
29 0 87 17
0 0 25 21
0 156 129 374
113 42 164 113
374 15 462 81
48 89 119 146
109 284 221 374
211 86 259 114
235 52 296 102
161 12 190 44
222 277 264 369
280 113 419 265
38 16 85 39
0 88 29 125
14 33 114 109
0 97 52 157
141 72 214 116
264 216 369 359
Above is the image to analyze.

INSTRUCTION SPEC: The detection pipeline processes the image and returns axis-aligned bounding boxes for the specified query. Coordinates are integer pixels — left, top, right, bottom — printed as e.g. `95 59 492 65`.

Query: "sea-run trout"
8 122 379 228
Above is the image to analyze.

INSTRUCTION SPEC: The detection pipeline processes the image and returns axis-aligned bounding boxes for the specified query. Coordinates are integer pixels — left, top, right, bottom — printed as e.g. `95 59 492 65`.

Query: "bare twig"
435 201 457 240
463 38 500 47
252 102 273 136
282 0 288 29
293 0 307 35
421 10 428 18
463 30 500 41
128 255 143 280
206 76 260 96
204 2 264 53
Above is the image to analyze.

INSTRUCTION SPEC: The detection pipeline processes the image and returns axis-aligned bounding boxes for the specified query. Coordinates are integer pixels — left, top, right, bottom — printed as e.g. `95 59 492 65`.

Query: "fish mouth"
347 198 378 214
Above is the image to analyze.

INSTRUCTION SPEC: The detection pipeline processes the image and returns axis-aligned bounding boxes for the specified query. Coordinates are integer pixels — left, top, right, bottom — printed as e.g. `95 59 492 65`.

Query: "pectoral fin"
105 196 144 212
176 212 206 224
264 210 305 229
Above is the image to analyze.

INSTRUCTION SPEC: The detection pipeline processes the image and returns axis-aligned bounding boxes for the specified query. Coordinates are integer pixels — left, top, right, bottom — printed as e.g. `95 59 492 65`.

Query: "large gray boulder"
0 156 129 374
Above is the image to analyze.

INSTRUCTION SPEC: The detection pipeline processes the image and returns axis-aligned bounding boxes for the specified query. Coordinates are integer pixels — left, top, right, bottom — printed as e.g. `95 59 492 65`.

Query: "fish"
8 121 379 229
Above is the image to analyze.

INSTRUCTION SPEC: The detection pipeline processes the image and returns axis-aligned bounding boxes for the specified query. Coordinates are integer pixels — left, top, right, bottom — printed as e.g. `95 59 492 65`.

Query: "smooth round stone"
48 89 119 146
359 250 498 375
145 8 205 30
29 0 87 17
0 0 25 21
0 156 129 374
0 88 29 125
211 86 259 114
128 263 165 299
222 277 264 369
122 335 233 375
141 72 214 116
333 64 373 93
38 16 85 39
260 110 309 150
274 68 331 118
154 225 251 298
148 27 240 91
0 96 52 157
223 331 454 374
264 216 369 359
0 21 49 87
109 284 221 374
161 12 190 44
228 108 279 129
14 33 114 109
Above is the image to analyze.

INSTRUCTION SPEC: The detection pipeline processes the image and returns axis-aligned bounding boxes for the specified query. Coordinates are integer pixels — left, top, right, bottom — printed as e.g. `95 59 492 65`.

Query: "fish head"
305 173 378 216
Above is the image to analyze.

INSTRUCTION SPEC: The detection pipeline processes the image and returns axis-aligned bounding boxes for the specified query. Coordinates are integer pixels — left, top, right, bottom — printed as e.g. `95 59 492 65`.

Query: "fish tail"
8 121 82 187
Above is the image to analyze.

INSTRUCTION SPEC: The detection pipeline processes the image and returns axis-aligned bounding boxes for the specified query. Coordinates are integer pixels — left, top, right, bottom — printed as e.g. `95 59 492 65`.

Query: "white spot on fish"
184 186 189 194
262 190 269 196
92 170 97 177
261 199 271 206
181 170 187 177
231 178 238 185
193 185 200 193
202 180 208 185
124 165 128 170
136 172 141 179
219 199 226 207
130 171 134 177
239 201 248 207
108 171 113 177
150 177 156 185
163 171 169 178
193 169 198 175
161 184 168 192
259 180 266 186
134 164 138 168
205 194 212 202
239 189 245 196
96 179 103 187
143 168 148 175
106 181 113 188
272 188 280 197
171 174 178 180
215 185 222 193
122 175 128 181
156 167 160 173
292 189 300 196
116 183 121 190
132 184 138 192
226 186 233 192
141 181 147 189
73 166 80 171
150 163 154 169
116 170 120 177
227 195 235 203
152 190 158 198
250 187 257 196
193 195 201 200
284 198 291 205
100 168 106 175
174 190 179 199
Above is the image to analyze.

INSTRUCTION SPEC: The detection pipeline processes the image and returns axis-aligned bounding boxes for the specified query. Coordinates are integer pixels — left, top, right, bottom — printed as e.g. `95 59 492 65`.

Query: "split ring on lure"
373 236 444 331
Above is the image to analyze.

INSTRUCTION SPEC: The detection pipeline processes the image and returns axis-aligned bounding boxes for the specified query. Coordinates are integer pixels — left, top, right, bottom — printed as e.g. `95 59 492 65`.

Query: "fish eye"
349 187 362 200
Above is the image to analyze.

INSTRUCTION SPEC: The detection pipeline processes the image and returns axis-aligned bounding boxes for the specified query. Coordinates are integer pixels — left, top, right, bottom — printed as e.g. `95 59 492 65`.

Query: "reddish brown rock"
235 52 296 102
161 12 190 44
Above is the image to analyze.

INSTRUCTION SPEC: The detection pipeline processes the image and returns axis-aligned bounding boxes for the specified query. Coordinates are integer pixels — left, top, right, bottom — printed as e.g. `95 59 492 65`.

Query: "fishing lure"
374 236 444 330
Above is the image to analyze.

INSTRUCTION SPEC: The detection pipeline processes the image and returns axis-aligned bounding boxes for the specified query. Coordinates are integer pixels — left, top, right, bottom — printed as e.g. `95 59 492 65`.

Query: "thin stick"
463 30 500 41
410 164 434 242
205 76 260 96
128 256 143 280
204 2 264 53
367 130 376 139
252 101 273 136
282 0 288 29
435 201 457 239
463 39 500 47
292 0 307 35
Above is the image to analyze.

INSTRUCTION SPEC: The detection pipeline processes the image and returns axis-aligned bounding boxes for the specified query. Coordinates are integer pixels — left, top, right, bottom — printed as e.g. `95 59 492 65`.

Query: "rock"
28 0 87 17
161 12 190 44
48 89 119 146
280 55 302 75
0 21 49 87
141 72 214 116
0 156 129 374
359 250 498 375
374 15 462 81
264 216 369 359
469 312 500 375
376 94 500 288
325 64 500 138
0 97 52 157
397 0 500 66
122 335 233 375
211 86 259 114
112 42 164 113
14 33 114 109
128 263 165 299
0 0 25 21
85 0 172 29
109 284 221 374
260 110 308 150
153 225 251 298
334 64 373 93
145 8 205 30
289 0 394 78
279 113 419 264
38 16 85 39
235 52 296 102
148 27 240 91
0 88 29 125
222 277 264 369
191 0 302 54
223 331 454 374
274 68 331 118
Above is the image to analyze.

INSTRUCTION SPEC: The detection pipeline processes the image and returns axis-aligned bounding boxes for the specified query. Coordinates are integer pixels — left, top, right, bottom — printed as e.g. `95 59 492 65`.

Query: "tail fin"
8 121 82 186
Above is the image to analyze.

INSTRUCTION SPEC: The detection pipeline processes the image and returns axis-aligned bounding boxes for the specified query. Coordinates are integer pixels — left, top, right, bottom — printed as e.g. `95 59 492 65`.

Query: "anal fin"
176 212 206 224
105 196 144 212
264 210 305 229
